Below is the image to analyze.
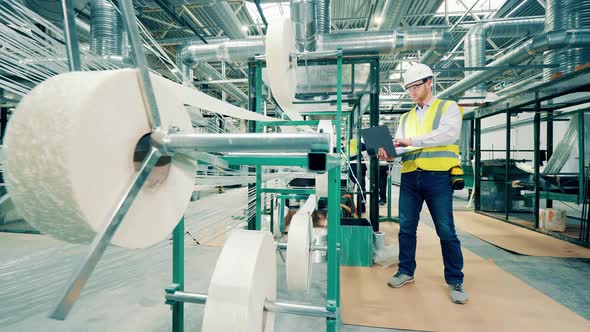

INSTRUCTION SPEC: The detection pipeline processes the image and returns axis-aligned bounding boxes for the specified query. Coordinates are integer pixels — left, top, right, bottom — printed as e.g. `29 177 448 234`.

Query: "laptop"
360 125 421 158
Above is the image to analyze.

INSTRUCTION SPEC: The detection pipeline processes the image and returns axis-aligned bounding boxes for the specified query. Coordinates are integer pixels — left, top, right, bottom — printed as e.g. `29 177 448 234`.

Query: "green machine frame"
469 68 590 246
167 51 346 331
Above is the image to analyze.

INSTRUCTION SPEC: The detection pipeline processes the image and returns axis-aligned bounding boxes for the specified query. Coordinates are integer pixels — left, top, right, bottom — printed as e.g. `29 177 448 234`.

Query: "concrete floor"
0 186 588 331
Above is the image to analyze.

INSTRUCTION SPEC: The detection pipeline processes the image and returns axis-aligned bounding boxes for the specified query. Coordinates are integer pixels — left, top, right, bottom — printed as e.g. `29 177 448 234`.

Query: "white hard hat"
403 64 434 86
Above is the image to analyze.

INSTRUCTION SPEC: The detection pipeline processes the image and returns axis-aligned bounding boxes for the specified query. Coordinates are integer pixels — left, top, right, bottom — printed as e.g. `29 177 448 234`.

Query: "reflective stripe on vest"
402 150 459 162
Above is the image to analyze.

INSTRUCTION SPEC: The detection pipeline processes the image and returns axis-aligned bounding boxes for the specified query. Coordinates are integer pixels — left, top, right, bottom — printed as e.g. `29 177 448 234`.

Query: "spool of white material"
286 194 317 291
266 17 300 119
202 230 276 332
3 69 196 248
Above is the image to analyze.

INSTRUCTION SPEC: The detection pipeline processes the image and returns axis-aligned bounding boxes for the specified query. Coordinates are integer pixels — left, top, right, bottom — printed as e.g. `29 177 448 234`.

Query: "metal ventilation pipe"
316 0 330 34
90 0 129 58
205 1 247 39
439 29 590 99
90 0 119 56
178 1 255 103
179 29 452 64
543 0 559 81
291 0 317 51
177 39 250 103
318 29 452 55
464 17 545 95
377 0 409 31
555 0 590 75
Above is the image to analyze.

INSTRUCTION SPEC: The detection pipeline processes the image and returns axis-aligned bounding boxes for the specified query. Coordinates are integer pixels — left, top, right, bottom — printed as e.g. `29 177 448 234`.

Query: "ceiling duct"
179 28 451 96
555 0 590 76
464 17 545 96
177 1 254 104
376 0 409 31
543 0 559 81
439 29 590 99
291 0 317 51
205 1 247 39
90 0 128 58
179 29 452 65
315 0 330 34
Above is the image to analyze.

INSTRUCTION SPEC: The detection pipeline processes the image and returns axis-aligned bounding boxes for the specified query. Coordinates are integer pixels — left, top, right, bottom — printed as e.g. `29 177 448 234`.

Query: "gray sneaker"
387 272 415 288
449 283 468 304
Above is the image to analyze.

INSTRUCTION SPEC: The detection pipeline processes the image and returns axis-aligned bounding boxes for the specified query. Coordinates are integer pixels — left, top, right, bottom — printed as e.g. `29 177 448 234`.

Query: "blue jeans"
398 170 464 285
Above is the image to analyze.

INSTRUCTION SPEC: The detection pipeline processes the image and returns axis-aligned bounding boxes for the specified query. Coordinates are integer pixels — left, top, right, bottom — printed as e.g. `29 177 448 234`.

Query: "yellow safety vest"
400 98 463 173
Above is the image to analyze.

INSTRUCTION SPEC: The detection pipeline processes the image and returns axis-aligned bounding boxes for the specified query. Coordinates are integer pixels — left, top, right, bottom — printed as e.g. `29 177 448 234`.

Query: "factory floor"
0 185 588 331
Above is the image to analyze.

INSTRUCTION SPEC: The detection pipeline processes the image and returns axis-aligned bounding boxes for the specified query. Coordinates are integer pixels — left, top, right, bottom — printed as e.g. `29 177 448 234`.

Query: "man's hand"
377 147 395 161
394 138 412 147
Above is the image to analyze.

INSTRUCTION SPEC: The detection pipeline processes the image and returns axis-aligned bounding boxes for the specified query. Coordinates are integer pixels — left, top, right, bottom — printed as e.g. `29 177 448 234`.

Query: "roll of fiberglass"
286 194 317 291
3 69 196 248
202 230 276 332
266 16 305 123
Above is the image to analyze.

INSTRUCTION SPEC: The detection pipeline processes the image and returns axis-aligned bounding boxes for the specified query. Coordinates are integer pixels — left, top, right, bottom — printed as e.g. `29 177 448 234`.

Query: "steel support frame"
472 69 590 245
369 58 380 231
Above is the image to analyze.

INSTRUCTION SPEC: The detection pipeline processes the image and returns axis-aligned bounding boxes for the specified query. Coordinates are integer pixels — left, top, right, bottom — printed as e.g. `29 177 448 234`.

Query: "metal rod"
276 242 328 252
61 0 81 71
505 109 511 221
165 291 336 319
119 0 162 131
534 97 541 227
433 64 557 72
474 118 481 211
546 109 554 209
254 0 268 32
172 219 184 332
51 147 162 319
369 58 380 231
450 0 482 32
163 133 331 153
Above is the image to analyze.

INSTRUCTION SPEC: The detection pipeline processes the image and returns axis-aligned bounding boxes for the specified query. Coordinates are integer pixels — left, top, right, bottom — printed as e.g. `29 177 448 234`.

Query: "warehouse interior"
0 0 589 331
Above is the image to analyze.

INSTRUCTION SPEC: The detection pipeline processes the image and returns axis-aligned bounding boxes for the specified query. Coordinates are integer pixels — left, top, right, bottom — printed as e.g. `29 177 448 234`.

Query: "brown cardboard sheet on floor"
341 223 590 332
453 211 590 258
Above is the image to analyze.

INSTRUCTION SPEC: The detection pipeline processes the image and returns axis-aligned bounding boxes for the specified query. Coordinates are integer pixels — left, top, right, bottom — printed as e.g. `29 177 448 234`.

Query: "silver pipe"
439 29 590 99
179 29 451 64
264 299 335 318
205 1 247 39
89 0 128 58
463 17 545 95
556 0 590 75
377 0 410 30
90 0 119 56
316 0 330 34
51 146 163 320
495 73 542 95
317 29 452 55
180 38 265 65
291 0 317 51
162 133 331 153
276 242 328 251
165 291 336 318
543 0 558 81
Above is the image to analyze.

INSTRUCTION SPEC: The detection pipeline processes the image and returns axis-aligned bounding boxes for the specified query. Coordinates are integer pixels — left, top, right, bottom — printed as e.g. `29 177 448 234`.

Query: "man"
377 64 468 304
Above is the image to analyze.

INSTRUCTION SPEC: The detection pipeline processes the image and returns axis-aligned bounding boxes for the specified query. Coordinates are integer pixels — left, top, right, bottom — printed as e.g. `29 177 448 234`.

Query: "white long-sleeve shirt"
394 96 462 148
